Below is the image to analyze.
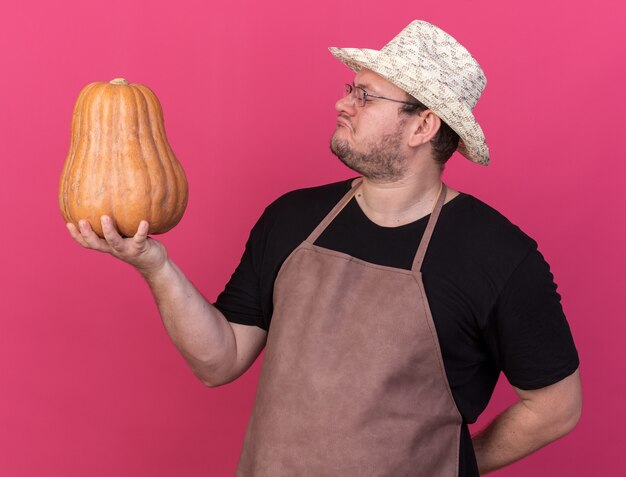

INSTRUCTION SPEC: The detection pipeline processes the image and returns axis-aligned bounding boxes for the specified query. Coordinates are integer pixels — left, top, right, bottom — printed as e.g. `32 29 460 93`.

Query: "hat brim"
329 46 489 166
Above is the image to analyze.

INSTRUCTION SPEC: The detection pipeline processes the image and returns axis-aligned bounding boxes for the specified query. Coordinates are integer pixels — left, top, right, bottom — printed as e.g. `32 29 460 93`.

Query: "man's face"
329 69 412 182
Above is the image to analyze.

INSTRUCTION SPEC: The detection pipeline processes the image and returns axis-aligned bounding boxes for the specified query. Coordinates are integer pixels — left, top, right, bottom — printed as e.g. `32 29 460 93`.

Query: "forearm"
472 371 581 474
67 217 265 387
472 401 554 473
141 258 238 386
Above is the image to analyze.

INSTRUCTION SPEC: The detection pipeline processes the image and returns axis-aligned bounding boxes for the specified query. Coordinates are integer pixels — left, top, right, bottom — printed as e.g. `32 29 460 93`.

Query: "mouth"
336 117 352 131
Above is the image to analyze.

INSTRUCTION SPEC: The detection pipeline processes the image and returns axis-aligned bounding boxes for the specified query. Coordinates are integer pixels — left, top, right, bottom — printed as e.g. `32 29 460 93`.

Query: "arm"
67 216 267 387
472 368 582 474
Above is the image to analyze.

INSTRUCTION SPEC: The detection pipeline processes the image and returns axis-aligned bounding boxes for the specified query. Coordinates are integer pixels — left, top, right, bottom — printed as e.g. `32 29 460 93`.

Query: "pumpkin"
59 78 188 238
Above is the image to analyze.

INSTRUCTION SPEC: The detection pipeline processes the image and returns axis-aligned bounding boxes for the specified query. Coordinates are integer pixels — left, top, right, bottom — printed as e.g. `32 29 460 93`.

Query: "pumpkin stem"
110 78 129 85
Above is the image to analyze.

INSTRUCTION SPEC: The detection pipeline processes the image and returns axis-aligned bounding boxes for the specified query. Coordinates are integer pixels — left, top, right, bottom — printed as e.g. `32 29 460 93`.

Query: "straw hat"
329 20 489 165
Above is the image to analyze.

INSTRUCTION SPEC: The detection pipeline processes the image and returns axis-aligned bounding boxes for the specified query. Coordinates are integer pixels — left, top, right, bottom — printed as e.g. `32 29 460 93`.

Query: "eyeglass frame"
343 83 421 108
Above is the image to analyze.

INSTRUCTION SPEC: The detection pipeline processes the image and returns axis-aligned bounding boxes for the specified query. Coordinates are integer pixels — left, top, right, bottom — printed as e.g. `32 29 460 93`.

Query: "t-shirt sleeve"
213 211 268 330
488 247 579 390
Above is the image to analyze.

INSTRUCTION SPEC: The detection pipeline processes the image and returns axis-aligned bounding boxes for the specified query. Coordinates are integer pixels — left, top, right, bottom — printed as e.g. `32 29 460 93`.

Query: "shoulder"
431 192 540 292
442 192 537 253
261 177 355 229
245 177 356 264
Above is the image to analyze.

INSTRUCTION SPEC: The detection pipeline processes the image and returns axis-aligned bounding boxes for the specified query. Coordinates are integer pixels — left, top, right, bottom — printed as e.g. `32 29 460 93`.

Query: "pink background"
1 0 624 475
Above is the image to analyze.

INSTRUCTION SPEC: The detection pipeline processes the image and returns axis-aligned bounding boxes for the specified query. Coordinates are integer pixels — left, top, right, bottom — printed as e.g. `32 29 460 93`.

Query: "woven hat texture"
329 20 489 165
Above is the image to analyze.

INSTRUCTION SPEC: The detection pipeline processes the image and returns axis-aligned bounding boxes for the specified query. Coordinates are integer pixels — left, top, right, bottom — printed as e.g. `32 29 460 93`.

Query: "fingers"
66 216 165 273
67 219 112 252
66 216 152 259
100 215 125 252
132 220 150 245
66 222 90 248
101 216 151 257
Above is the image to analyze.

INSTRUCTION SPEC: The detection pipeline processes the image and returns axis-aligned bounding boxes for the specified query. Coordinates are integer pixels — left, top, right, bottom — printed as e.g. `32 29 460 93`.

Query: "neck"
355 169 447 227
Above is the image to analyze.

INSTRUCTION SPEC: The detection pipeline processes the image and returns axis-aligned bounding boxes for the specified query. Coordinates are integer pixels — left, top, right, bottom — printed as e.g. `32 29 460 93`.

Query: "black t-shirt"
214 178 579 476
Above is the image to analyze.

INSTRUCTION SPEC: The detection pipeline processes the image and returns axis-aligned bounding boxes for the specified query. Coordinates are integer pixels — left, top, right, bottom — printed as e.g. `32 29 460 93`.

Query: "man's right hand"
66 215 168 277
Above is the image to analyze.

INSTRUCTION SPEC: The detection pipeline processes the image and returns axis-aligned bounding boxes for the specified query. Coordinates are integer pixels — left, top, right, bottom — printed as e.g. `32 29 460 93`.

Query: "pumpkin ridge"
131 85 153 232
157 89 189 228
134 85 166 231
118 84 147 236
116 84 131 236
158 95 186 231
140 84 177 231
112 83 126 235
67 85 106 227
98 83 115 235
60 82 98 224
156 88 188 231
84 85 108 235
70 83 99 159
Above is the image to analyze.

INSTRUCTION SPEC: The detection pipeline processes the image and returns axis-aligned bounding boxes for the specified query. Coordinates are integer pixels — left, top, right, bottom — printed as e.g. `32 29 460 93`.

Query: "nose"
335 93 356 116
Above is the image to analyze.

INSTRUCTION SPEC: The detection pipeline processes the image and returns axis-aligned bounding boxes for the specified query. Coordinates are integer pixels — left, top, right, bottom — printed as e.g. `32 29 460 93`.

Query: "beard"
329 126 408 182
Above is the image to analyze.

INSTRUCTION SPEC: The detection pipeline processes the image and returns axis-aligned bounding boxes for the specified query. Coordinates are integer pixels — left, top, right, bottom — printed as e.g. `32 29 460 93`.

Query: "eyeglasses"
343 83 419 108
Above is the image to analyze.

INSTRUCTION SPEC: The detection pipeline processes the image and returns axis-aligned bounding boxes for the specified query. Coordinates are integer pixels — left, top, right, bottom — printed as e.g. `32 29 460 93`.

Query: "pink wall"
1 0 624 475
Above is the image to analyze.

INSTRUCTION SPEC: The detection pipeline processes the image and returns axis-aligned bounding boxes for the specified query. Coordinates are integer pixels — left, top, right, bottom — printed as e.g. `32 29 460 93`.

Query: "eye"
359 89 372 101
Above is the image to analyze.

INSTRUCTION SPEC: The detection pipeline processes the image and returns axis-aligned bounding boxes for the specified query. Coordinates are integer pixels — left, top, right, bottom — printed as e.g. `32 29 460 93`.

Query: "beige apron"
237 179 462 476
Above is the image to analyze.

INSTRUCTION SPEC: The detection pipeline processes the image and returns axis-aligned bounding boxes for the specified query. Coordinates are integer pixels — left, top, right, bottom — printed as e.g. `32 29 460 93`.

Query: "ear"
407 110 442 148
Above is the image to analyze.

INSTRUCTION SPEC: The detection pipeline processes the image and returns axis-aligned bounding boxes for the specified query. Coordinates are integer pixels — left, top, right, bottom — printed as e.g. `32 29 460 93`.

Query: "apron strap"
412 183 447 272
305 177 363 244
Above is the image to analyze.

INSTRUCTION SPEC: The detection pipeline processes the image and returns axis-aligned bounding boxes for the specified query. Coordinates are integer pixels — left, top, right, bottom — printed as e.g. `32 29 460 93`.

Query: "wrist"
138 256 172 283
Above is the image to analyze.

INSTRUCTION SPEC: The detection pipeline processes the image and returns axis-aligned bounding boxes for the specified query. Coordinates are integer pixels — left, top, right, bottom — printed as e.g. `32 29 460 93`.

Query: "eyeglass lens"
343 84 365 107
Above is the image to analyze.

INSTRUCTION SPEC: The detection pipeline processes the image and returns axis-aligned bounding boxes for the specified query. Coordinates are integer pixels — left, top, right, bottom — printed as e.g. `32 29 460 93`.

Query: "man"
68 20 581 476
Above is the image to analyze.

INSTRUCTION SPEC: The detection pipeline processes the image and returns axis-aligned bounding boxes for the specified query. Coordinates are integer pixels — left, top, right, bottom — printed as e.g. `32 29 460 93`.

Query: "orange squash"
59 78 188 238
